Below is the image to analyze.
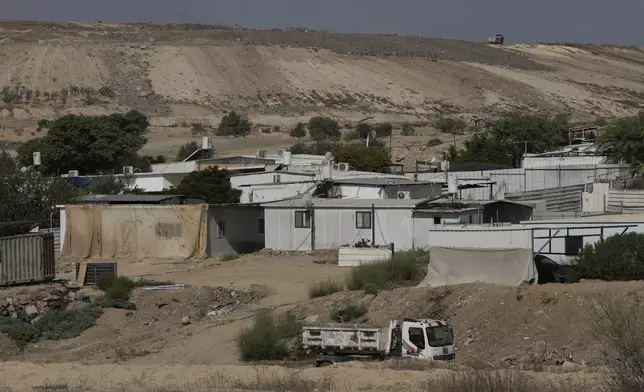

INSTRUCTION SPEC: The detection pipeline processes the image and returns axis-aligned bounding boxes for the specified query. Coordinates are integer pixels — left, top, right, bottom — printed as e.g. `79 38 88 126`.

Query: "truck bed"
302 323 393 356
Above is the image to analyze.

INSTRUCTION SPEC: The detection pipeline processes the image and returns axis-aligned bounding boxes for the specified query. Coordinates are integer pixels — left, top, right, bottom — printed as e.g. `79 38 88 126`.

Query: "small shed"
208 204 265 256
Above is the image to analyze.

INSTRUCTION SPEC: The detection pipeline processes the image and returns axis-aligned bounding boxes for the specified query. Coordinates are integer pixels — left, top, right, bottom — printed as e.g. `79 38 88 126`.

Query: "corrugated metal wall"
39 227 61 257
0 233 56 286
412 164 627 200
607 189 644 213
506 184 585 212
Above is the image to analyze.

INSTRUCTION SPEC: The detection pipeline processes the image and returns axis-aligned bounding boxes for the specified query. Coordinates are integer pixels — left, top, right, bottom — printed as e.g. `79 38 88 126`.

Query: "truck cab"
399 318 455 361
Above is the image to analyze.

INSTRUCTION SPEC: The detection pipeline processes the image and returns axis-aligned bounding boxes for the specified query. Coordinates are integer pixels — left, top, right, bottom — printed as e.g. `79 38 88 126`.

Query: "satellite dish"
302 193 313 208
430 156 437 164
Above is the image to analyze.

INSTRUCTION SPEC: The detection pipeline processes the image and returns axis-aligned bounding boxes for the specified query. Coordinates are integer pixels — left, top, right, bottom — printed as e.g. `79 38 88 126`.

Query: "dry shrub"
236 311 302 362
593 293 644 392
347 251 424 291
421 371 589 392
229 368 334 392
308 279 342 298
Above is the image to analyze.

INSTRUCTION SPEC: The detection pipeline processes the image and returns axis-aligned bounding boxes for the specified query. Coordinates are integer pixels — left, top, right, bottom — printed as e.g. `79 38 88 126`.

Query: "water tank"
32 152 41 166
201 136 209 150
447 175 458 195
322 163 332 180
283 151 292 166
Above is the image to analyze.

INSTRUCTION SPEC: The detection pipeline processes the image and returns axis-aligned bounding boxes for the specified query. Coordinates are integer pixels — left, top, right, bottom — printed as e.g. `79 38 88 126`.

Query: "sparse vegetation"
175 141 200 161
97 275 137 301
355 123 373 139
220 253 239 262
290 141 391 172
236 311 302 361
347 251 425 291
308 117 341 141
216 111 252 137
330 302 368 322
420 371 588 392
593 293 644 392
427 138 443 147
375 122 393 138
435 117 467 135
401 123 415 136
289 122 307 138
570 233 644 282
308 280 342 298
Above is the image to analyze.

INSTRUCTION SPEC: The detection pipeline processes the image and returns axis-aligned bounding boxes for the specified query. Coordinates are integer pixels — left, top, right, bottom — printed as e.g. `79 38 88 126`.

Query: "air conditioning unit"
122 166 134 175
273 174 281 183
68 170 80 177
276 149 285 156
337 163 349 171
257 150 267 158
397 191 411 200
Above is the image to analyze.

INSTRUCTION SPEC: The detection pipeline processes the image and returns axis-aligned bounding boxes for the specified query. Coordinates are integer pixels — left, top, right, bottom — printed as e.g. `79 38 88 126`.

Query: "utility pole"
510 141 531 156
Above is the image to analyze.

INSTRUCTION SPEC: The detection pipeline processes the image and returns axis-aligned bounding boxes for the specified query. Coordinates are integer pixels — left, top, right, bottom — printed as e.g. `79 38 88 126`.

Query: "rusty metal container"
0 233 56 286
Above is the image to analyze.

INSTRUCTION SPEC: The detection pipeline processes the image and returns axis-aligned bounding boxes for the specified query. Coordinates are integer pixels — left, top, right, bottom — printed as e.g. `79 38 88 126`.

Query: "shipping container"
0 233 56 286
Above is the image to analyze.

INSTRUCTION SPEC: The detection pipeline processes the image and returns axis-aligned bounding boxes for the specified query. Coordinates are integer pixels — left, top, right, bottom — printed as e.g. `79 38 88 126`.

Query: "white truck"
302 318 455 367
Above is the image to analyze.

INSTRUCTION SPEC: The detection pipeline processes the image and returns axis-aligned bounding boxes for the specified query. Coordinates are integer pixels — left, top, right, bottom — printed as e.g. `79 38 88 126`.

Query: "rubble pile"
0 285 103 323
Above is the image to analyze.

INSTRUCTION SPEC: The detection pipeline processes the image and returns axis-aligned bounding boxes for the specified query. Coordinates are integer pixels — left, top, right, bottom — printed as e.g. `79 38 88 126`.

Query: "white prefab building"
329 178 442 200
262 198 534 251
230 172 317 204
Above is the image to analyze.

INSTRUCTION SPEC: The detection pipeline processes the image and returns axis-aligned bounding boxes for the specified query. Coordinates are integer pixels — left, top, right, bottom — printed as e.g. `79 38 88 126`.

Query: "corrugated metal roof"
75 194 204 203
263 198 422 209
332 178 435 186
520 213 644 225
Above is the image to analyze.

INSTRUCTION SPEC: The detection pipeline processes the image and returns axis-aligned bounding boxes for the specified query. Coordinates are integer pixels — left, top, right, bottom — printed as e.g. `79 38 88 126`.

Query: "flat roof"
332 178 437 186
75 194 203 203
263 198 422 209
520 213 644 225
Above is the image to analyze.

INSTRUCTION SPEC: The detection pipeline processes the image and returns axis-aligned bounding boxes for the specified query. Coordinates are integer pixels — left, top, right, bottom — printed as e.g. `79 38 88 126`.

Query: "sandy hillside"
1 21 644 162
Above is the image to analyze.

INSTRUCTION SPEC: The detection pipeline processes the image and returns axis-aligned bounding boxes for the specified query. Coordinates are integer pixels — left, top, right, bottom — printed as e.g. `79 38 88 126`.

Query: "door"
401 323 430 359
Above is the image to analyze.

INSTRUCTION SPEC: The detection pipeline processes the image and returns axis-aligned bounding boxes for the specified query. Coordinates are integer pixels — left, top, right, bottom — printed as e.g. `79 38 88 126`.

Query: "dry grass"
420 371 591 392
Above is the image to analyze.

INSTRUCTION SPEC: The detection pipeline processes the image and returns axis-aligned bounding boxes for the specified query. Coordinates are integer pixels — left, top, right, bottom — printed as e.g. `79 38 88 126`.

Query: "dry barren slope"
0 21 643 123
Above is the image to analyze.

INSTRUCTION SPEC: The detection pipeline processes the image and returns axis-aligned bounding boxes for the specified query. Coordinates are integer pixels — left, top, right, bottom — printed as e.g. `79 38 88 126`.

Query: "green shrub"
375 123 393 138
571 233 644 281
220 253 240 262
330 302 368 323
96 275 137 301
401 123 415 136
216 111 252 137
289 122 306 138
362 282 379 295
308 117 340 141
236 311 302 362
308 280 342 298
35 307 104 340
0 317 41 347
347 251 424 291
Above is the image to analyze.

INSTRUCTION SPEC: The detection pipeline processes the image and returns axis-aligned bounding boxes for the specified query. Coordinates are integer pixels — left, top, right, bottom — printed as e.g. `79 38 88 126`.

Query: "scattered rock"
561 361 579 370
66 301 91 312
181 316 191 326
304 315 319 325
464 337 475 347
24 305 39 318
76 287 104 302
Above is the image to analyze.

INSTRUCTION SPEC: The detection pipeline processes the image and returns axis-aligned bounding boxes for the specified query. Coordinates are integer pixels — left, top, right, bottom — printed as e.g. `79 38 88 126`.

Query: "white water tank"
448 175 458 195
201 136 209 149
322 163 332 180
283 151 292 166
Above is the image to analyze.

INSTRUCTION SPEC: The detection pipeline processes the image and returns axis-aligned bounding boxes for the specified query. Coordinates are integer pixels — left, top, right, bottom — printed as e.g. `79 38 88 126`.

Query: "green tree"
0 169 78 222
401 123 415 136
289 122 307 138
290 141 391 172
216 111 252 137
449 112 568 167
435 118 467 134
597 114 644 170
85 175 135 195
375 123 393 138
16 111 149 175
175 141 200 162
571 233 644 282
355 123 373 139
0 150 17 176
171 167 241 204
308 117 340 141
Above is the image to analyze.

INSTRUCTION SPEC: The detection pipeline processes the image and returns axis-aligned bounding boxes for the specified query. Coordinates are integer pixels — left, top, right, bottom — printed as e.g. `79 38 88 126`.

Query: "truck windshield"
426 326 453 347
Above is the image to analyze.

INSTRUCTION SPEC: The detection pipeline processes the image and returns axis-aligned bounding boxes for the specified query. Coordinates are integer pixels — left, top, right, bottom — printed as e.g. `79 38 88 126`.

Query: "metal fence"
607 189 644 213
506 184 586 212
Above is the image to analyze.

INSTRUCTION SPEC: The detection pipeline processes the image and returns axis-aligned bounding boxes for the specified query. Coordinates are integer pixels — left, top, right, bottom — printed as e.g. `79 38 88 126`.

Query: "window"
155 223 182 238
565 236 584 256
468 215 473 224
217 221 226 238
258 217 265 235
433 216 441 225
356 211 372 229
408 327 426 350
294 211 310 228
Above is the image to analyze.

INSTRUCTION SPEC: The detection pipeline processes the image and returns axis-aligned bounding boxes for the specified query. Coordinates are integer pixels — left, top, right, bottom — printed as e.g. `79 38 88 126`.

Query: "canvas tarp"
60 204 208 260
419 246 537 287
